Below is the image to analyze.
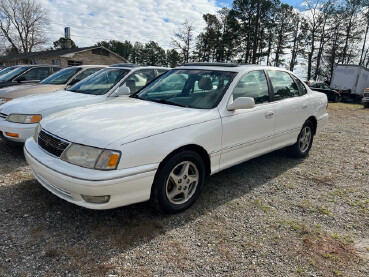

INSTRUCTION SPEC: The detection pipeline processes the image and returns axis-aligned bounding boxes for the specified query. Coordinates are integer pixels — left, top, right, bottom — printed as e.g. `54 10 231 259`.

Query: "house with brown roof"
0 46 128 67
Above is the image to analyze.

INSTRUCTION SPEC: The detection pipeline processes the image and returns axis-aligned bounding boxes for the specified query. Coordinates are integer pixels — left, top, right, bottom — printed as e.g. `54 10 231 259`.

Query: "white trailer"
330 64 369 102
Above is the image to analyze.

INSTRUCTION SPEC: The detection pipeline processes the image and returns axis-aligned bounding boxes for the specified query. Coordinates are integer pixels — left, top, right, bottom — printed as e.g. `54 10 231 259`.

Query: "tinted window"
41 67 82 85
323 84 330 89
233 70 269 104
0 67 29 82
157 69 168 76
295 78 307 95
135 69 236 109
0 66 17 78
268 70 299 100
121 69 156 94
68 68 129 95
69 68 102 84
19 67 50 81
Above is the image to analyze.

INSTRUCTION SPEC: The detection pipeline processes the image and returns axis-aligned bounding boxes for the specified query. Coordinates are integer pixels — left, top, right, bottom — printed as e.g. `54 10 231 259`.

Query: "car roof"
176 63 286 73
109 65 170 70
7 64 62 68
74 65 108 68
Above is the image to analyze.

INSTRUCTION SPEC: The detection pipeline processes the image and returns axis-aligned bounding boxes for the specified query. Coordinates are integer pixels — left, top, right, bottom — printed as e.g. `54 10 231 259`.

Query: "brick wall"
1 48 127 67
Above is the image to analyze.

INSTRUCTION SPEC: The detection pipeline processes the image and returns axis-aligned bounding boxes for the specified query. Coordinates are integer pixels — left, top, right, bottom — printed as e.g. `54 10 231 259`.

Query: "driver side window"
233 70 269 104
18 67 50 81
121 69 155 94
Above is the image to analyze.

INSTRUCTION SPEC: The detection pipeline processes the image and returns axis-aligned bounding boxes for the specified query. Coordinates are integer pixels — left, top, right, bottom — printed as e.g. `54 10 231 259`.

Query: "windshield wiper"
130 94 142 99
151 98 188 108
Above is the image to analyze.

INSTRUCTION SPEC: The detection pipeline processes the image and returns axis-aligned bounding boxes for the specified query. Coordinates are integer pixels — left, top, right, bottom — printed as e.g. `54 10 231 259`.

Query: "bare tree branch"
0 0 48 53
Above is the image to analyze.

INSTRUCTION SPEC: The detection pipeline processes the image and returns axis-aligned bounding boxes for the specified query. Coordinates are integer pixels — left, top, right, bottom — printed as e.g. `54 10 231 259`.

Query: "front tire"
151 150 205 213
287 120 314 158
333 94 339 103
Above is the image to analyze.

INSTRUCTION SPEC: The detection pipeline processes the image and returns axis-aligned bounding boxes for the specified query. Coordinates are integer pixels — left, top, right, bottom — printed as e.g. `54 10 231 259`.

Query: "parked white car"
0 65 169 142
0 65 106 104
24 63 328 213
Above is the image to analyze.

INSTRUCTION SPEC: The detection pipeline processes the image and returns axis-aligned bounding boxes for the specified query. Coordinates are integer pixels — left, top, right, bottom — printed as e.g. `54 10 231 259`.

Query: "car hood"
41 98 219 148
0 84 65 99
0 90 104 116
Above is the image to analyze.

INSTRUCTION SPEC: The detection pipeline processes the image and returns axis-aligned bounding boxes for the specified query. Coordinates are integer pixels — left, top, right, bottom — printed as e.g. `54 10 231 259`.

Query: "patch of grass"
316 206 332 216
253 199 271 213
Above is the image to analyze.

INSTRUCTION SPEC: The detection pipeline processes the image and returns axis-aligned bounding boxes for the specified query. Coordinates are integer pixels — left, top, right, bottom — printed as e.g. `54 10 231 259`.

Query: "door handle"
265 111 274 119
302 104 308 109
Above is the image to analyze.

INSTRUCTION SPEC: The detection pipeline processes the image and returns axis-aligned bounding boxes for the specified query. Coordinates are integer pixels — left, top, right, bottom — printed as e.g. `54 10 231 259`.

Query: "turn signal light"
5 132 19 138
107 154 120 167
30 115 42 123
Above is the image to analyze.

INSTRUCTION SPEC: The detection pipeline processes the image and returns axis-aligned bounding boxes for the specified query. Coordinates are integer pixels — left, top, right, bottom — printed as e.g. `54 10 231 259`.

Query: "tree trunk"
359 20 369 66
252 0 261 64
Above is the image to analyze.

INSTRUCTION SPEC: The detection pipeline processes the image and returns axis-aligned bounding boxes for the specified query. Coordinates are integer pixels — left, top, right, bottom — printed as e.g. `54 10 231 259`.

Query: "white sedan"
24 63 328 213
0 65 168 142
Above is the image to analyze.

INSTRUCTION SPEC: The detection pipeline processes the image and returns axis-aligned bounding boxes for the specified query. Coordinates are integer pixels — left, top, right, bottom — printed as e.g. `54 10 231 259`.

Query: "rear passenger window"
233 70 269 104
268 70 299 100
295 78 307 95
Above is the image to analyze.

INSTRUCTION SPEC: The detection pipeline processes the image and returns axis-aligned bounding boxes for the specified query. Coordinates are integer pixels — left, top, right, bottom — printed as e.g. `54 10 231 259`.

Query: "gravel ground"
0 103 368 277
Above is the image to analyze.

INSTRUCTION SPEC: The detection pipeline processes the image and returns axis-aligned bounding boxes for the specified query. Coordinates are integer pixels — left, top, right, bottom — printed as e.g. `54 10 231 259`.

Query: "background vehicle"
24 63 328 213
331 64 369 103
0 65 62 89
0 66 169 143
362 88 369 108
307 81 341 102
0 65 106 104
0 66 19 78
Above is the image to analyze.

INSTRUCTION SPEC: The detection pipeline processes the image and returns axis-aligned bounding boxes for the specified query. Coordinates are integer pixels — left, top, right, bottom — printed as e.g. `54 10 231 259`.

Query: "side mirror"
15 76 26 83
227 97 255 111
115 86 131 96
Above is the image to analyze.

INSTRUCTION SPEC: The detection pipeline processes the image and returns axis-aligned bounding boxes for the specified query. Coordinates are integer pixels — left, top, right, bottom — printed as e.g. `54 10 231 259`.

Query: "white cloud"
40 0 219 49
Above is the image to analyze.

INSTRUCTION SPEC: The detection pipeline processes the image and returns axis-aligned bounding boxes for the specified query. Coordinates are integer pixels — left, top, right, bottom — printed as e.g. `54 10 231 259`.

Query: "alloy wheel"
165 161 199 205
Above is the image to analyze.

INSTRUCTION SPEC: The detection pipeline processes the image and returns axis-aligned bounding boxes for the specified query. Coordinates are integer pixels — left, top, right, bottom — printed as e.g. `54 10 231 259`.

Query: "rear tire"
150 150 205 213
287 120 314 158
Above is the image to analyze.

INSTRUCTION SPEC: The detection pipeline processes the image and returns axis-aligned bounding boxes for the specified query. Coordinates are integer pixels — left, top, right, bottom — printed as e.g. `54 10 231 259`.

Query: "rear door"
266 70 308 150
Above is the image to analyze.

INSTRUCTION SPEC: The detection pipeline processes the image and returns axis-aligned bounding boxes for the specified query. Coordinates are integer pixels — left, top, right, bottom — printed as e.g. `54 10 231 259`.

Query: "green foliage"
53 37 78 49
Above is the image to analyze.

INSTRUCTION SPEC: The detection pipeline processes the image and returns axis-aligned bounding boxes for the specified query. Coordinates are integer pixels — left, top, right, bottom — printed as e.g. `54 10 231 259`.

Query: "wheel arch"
157 144 211 177
307 116 317 135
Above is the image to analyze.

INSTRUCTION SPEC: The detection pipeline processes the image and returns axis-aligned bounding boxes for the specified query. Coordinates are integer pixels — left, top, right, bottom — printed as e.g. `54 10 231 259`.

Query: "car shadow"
0 139 27 175
0 148 304 275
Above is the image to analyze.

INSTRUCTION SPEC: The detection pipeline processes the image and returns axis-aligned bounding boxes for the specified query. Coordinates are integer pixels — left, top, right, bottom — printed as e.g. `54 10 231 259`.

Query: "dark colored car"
307 81 341 102
0 65 62 89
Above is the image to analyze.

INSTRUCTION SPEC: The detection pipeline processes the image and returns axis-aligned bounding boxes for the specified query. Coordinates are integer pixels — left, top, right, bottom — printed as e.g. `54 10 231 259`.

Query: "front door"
220 70 275 170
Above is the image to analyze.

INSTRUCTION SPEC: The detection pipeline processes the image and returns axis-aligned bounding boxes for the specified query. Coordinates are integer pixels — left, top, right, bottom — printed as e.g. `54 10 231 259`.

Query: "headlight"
0 98 11 105
7 114 42 124
61 144 121 170
33 123 41 142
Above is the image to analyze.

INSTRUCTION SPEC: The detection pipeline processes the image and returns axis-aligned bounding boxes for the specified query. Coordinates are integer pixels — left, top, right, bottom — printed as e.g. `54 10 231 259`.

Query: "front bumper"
0 118 36 142
24 138 158 210
362 97 369 104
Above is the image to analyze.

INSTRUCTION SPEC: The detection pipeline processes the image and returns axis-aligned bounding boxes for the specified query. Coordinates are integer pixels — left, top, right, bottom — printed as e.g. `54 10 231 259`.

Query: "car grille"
364 92 369 98
38 130 70 157
0 113 7 120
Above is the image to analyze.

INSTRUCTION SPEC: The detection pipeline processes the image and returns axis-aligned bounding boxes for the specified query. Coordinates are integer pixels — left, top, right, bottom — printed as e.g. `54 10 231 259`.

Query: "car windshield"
40 67 82 85
0 67 30 82
68 68 129 95
0 66 17 78
134 69 236 109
